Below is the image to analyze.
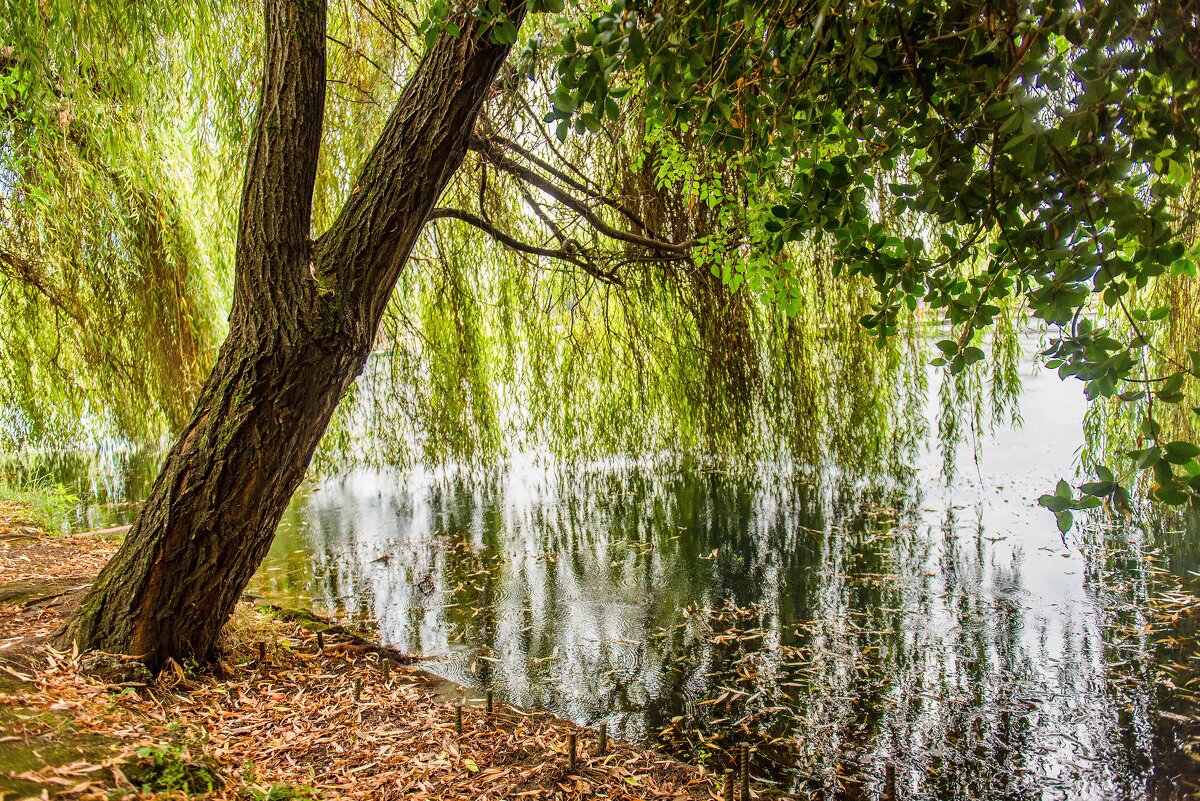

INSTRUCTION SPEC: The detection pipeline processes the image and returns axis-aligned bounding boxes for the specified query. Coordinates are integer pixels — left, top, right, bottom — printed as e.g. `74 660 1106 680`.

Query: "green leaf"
962 346 985 365
1039 494 1070 513
1165 441 1200 460
1152 485 1190 505
490 19 519 45
1127 447 1161 469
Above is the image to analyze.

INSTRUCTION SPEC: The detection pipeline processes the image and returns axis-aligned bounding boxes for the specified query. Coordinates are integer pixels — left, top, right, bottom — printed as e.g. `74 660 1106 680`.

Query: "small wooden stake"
256 642 266 664
485 689 493 714
316 630 324 652
739 744 750 800
597 722 608 755
723 769 734 801
353 679 361 702
883 763 897 801
455 704 463 735
568 732 578 772
381 658 390 682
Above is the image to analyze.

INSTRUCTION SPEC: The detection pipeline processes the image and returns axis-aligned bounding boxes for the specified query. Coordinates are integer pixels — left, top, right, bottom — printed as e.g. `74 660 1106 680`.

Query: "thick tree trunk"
57 0 525 669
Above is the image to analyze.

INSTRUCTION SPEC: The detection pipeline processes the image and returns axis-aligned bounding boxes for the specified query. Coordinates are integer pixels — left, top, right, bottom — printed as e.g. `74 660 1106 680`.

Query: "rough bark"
57 0 526 669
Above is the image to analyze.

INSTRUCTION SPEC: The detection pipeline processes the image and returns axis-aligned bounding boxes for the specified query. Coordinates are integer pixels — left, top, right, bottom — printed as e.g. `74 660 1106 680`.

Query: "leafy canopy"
4 0 1199 519
529 0 1200 522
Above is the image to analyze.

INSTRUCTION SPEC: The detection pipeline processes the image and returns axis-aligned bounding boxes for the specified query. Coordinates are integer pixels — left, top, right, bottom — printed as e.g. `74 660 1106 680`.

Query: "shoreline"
0 524 726 800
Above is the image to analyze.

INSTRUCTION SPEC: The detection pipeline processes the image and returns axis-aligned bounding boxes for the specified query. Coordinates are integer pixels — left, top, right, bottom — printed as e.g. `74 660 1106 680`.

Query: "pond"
17 351 1200 800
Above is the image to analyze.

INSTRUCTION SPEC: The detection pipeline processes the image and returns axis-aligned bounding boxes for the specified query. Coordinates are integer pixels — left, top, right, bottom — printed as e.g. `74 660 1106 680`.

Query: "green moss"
256 604 331 629
0 704 116 798
123 743 224 795
243 783 322 801
0 677 226 798
0 577 86 606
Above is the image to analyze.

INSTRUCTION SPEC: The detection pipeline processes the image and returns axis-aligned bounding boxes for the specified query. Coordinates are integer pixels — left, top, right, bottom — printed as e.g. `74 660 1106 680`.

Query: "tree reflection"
255 457 1200 799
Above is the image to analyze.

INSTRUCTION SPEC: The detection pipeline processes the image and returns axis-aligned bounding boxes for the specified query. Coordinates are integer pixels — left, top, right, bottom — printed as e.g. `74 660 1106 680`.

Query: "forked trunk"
58 0 525 669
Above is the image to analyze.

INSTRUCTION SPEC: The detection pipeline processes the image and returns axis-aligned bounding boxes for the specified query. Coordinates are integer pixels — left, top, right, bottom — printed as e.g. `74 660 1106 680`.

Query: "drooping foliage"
535 0 1200 518
8 0 1193 514
1084 189 1200 499
0 1 250 444
3 0 976 478
311 4 1021 476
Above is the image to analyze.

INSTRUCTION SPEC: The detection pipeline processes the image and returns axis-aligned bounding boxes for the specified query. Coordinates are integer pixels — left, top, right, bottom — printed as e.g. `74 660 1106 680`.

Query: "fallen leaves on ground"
0 528 722 800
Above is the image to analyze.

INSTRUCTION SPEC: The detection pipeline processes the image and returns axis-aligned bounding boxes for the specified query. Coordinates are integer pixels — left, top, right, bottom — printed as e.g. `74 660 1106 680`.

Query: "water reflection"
247 364 1200 799
10 357 1200 798
0 443 160 531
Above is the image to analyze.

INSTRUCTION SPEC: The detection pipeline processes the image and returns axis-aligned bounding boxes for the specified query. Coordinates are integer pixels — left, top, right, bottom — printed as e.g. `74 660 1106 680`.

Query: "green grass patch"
0 475 78 533
123 743 224 795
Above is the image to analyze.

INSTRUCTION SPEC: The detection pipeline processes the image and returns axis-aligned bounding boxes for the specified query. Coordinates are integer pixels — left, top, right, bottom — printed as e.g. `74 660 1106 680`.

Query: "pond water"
15 354 1200 799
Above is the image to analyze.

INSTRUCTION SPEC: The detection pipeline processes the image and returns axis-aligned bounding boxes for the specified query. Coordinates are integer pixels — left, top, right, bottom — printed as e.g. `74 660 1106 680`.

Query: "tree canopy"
2 0 1199 525
531 0 1200 522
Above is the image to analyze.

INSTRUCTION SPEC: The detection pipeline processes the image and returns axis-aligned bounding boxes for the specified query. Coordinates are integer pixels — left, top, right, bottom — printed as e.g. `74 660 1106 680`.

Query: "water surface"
18 358 1200 799
246 361 1200 799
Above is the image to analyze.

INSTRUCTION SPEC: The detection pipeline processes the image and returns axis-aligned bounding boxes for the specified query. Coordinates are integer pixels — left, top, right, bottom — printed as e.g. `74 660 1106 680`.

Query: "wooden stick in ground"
739 744 750 800
455 704 463 735
257 642 266 665
485 688 493 713
723 769 734 801
316 630 324 651
884 763 897 800
598 722 607 755
568 732 578 772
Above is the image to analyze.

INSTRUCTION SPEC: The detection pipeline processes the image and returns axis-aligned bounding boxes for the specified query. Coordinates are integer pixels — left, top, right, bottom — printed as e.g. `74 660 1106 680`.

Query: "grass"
125 743 224 795
0 476 79 533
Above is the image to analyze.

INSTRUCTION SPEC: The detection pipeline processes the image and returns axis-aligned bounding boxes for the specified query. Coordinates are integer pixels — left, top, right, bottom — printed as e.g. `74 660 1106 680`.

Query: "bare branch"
428 207 580 262
483 133 654 235
428 207 624 284
471 136 697 256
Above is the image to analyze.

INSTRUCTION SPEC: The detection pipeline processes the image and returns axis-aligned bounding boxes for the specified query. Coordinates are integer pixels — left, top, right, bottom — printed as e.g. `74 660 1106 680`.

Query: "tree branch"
470 135 696 256
234 0 327 314
428 207 625 284
483 132 654 235
428 207 580 262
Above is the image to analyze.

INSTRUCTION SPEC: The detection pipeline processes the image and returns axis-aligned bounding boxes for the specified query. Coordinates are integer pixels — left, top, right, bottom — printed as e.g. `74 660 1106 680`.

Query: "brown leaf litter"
0 523 723 800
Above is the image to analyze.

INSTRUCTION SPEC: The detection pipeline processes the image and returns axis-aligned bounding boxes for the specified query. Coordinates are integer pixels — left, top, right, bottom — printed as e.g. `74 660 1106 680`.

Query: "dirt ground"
0 517 722 800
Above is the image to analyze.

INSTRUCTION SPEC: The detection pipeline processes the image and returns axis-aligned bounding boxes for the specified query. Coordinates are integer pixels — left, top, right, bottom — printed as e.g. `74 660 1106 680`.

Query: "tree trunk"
57 0 525 669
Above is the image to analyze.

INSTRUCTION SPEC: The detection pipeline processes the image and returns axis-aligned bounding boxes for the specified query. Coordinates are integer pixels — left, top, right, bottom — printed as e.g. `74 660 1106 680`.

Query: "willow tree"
51 0 531 666
4 0 1193 667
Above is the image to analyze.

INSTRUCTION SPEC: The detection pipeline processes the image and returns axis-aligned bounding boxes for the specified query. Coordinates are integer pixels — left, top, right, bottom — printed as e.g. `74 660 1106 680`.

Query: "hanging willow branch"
470 135 697 255
428 207 585 264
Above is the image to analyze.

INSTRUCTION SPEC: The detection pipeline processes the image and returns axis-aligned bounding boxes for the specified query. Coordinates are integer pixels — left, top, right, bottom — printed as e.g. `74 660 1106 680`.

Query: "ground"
0 509 722 800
